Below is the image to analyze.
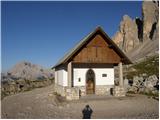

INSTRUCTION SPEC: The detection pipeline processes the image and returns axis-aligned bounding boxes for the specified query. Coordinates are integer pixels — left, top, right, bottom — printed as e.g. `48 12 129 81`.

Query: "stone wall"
54 84 81 100
96 85 114 95
54 84 66 97
77 86 86 96
54 84 116 100
66 87 80 100
77 85 114 96
1 79 53 98
113 86 126 97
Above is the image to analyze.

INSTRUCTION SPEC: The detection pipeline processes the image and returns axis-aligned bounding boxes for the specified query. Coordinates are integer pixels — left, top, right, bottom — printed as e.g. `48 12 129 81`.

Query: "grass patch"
139 91 159 98
133 55 159 76
125 55 159 79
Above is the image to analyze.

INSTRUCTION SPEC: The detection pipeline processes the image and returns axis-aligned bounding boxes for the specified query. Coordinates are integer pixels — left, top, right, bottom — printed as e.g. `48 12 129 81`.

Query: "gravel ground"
1 84 159 119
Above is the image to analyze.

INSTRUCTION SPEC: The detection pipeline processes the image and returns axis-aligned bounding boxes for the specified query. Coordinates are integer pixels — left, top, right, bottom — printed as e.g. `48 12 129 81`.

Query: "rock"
113 1 159 61
124 78 129 86
58 106 63 109
113 86 126 96
144 75 158 89
142 1 159 41
127 74 159 94
112 15 139 52
152 21 159 41
127 86 138 93
132 76 143 87
48 93 53 97
66 87 80 100
112 31 123 49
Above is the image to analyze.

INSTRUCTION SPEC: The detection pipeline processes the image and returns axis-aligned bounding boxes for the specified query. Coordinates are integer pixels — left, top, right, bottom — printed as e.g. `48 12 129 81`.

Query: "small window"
102 74 107 77
78 78 81 82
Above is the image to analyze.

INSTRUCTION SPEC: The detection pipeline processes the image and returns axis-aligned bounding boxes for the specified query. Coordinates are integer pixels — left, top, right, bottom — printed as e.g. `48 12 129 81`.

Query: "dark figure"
82 105 93 119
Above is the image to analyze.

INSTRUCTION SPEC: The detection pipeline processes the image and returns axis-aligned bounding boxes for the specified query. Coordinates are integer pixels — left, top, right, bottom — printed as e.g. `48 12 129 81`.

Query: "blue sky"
2 1 142 72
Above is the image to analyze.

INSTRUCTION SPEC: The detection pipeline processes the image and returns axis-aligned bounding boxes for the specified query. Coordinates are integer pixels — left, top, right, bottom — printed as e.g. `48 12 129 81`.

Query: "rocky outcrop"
112 15 139 52
112 1 159 61
126 75 159 95
142 1 159 41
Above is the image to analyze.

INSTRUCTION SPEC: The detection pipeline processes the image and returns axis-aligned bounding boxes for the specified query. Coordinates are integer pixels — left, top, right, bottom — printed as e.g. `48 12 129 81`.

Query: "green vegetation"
139 91 159 99
127 91 159 100
126 55 159 79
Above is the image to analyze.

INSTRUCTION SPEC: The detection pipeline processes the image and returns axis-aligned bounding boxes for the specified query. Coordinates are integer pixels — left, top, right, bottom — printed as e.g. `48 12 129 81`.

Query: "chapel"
53 27 132 100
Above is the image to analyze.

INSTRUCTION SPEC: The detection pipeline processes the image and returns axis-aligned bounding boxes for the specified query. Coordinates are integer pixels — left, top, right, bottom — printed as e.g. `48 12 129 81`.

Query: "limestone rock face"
112 1 159 61
142 1 159 41
112 15 139 52
152 21 159 41
112 31 123 49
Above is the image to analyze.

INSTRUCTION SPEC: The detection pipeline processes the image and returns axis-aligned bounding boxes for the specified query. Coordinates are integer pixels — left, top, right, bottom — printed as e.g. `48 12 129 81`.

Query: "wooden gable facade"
72 33 121 64
54 27 131 69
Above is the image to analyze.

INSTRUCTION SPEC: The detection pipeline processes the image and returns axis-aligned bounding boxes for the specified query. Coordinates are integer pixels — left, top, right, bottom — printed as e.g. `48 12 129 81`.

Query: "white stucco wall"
55 69 68 86
73 68 114 86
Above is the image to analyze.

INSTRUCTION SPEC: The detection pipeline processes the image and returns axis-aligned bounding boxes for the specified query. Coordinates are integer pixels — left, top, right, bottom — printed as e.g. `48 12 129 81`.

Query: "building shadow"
82 105 93 119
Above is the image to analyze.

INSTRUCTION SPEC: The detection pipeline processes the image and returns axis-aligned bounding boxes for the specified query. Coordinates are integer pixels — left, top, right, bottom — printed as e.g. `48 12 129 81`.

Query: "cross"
94 45 100 57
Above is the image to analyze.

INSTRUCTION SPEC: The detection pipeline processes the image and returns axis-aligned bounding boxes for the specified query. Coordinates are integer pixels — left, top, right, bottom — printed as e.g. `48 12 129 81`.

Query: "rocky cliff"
112 1 159 62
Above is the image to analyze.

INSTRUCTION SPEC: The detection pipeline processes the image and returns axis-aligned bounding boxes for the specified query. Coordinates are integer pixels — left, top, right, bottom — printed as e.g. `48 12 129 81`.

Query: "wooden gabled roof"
53 26 132 68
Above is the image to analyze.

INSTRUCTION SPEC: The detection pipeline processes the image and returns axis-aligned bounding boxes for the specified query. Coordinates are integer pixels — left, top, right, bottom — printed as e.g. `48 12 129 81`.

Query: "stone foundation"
113 86 126 97
54 84 116 100
54 84 66 97
66 87 80 100
77 86 86 96
54 84 81 100
96 85 114 95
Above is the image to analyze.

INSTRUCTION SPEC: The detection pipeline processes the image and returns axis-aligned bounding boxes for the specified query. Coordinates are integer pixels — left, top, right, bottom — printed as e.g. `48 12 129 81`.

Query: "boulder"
127 75 159 94
127 86 138 93
132 76 143 87
144 75 158 89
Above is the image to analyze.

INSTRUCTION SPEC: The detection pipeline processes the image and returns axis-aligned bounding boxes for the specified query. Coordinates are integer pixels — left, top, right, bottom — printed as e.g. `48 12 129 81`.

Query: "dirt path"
1 84 159 119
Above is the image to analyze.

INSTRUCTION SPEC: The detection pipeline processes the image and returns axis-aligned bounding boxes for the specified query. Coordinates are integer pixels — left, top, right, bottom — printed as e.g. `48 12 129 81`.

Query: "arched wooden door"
86 69 95 94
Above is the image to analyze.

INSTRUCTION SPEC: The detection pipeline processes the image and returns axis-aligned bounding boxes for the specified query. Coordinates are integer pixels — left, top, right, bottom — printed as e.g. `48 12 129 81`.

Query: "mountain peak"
2 61 54 81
